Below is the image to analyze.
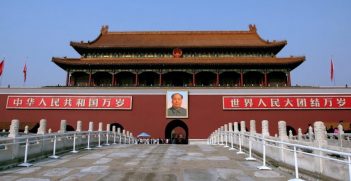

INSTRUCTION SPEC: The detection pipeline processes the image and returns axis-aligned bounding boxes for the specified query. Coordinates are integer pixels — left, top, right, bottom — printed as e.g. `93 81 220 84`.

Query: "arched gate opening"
110 123 124 132
165 119 188 144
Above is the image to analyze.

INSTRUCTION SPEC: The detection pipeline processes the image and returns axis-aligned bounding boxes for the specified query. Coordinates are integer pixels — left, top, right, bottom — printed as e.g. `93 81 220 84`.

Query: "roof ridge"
106 30 255 35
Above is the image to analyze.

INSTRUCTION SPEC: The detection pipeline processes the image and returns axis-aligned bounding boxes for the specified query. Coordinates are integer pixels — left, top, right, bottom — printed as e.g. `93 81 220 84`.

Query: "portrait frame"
166 90 189 118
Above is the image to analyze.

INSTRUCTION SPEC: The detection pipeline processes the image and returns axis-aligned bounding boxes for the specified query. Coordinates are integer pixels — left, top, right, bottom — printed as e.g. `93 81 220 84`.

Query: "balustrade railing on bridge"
0 119 136 168
208 120 351 181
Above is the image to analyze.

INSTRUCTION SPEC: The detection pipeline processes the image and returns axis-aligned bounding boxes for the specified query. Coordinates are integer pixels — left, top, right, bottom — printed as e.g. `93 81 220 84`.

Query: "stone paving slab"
0 144 293 181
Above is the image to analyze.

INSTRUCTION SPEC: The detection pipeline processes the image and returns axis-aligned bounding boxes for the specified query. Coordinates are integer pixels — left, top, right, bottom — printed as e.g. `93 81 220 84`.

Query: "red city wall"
1 94 350 138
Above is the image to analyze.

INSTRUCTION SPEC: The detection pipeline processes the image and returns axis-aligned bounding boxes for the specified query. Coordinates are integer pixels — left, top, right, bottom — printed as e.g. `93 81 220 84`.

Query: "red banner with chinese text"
6 96 132 110
223 96 351 110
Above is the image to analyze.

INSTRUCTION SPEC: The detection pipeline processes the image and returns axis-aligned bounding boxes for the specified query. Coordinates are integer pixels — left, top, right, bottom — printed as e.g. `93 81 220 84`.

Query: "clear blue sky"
0 0 350 87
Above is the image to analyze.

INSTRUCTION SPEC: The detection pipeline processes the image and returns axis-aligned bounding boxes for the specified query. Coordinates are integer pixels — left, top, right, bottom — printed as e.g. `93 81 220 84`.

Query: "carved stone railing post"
278 120 288 140
97 122 103 147
228 122 233 148
217 128 221 144
105 124 110 145
278 120 288 162
239 121 246 148
234 122 239 133
106 124 110 132
240 121 246 133
8 119 19 138
250 120 256 134
233 122 239 144
37 119 47 135
122 130 126 143
130 133 133 144
24 125 29 134
314 121 327 146
117 128 121 143
297 128 302 141
98 122 103 132
228 123 233 132
220 126 224 145
313 121 327 174
224 124 228 147
60 120 67 133
289 130 293 139
126 131 130 144
112 126 116 144
88 121 94 132
262 120 269 137
76 120 82 132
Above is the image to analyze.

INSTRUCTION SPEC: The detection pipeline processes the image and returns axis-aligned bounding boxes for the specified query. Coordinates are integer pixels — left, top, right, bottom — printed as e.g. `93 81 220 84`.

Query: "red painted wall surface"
1 94 350 138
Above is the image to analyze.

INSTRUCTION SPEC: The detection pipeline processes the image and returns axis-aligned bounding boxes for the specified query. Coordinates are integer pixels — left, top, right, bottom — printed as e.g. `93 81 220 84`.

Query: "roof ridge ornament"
249 24 257 32
101 25 109 35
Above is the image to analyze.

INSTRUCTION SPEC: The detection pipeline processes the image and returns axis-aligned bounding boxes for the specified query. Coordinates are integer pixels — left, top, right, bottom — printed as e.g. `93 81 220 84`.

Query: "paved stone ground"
0 144 293 181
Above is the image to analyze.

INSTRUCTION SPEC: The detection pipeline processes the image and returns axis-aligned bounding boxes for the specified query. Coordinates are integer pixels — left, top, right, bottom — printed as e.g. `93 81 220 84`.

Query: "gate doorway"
165 119 188 144
110 123 124 132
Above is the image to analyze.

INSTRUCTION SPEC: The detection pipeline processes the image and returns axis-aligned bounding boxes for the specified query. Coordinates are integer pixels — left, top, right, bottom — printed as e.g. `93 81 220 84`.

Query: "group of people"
136 135 187 144
136 138 169 144
326 121 351 134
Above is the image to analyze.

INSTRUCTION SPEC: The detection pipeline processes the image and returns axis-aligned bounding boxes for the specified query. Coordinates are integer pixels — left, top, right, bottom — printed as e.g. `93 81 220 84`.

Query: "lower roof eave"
52 56 305 71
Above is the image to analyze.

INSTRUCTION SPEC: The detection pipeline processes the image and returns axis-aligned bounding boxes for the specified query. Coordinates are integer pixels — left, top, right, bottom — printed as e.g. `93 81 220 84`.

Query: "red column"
192 73 196 86
68 74 72 86
88 73 92 86
240 71 244 86
115 74 118 86
159 73 162 86
264 72 268 87
66 70 70 86
135 73 139 86
287 72 291 86
216 72 220 86
112 74 115 86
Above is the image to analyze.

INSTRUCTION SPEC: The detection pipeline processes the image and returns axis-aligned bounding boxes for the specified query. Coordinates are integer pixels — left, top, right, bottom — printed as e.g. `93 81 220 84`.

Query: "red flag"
23 63 27 82
0 60 4 77
330 59 334 82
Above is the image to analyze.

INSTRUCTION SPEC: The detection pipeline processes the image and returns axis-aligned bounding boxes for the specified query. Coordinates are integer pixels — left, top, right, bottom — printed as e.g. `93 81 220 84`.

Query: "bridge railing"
326 133 351 148
0 130 136 168
208 121 351 181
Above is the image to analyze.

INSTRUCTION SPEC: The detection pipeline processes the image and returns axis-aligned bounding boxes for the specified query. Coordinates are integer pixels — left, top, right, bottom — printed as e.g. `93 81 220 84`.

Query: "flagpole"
23 60 25 88
23 57 27 88
0 57 4 87
330 56 335 87
0 60 2 87
333 58 336 86
333 57 336 86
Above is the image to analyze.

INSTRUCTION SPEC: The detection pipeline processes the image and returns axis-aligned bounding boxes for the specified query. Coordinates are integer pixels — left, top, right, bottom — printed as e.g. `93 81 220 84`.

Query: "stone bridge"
0 119 350 180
